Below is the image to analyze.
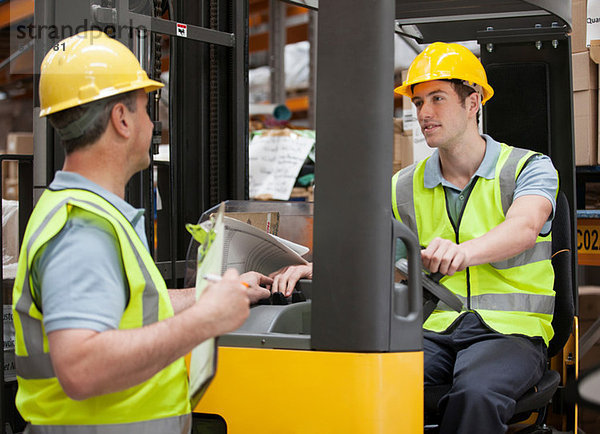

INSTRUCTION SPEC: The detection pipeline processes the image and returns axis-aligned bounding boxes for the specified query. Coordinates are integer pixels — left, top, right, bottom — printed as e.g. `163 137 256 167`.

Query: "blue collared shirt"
31 171 149 333
423 135 557 232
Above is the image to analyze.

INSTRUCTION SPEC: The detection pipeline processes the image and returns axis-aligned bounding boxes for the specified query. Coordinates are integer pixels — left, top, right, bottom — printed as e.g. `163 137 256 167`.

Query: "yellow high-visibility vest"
392 144 555 345
12 188 190 432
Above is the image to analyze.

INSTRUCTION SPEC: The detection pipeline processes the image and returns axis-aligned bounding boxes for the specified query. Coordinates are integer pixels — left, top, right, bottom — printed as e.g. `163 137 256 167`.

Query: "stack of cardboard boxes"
572 5 600 432
2 132 33 200
572 0 600 166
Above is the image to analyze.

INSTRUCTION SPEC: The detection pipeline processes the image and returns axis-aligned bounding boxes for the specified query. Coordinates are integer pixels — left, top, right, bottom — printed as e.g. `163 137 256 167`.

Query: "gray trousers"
424 312 547 434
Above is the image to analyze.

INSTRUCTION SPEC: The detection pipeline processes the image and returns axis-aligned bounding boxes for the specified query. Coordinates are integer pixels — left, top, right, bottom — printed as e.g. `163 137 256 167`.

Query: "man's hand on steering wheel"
421 237 470 276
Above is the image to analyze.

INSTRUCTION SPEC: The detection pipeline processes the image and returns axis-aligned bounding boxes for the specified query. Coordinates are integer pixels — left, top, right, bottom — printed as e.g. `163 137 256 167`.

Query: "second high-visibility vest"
392 144 555 345
12 187 190 431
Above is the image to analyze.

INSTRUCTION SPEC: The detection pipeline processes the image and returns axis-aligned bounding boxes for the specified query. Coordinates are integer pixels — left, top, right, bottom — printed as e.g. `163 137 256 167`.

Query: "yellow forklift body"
194 346 423 433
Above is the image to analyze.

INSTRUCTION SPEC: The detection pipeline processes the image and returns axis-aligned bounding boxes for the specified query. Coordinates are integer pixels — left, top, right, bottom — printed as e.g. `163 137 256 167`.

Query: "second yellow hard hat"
394 42 494 105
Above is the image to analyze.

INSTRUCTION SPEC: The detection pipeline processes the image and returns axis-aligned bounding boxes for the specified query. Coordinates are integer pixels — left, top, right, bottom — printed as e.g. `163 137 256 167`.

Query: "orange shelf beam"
0 0 34 29
250 22 308 53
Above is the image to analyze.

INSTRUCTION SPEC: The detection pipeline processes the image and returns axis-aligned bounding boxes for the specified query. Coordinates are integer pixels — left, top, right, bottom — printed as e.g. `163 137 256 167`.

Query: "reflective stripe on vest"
392 144 555 344
12 188 190 427
437 292 555 315
24 414 192 434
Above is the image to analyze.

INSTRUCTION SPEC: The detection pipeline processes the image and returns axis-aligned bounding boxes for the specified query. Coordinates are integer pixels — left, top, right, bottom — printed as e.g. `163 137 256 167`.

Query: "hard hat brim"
394 78 494 106
40 78 164 117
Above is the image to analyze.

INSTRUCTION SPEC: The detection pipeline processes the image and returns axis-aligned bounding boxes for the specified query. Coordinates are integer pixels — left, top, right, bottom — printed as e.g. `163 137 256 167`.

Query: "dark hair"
48 91 138 154
446 79 480 125
411 79 481 124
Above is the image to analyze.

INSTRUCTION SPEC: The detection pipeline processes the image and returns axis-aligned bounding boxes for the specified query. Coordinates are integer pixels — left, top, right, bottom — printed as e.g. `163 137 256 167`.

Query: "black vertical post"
231 0 249 200
312 0 395 351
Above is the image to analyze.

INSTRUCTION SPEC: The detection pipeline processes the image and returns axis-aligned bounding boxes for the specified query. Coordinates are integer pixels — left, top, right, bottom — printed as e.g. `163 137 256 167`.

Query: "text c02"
577 228 600 251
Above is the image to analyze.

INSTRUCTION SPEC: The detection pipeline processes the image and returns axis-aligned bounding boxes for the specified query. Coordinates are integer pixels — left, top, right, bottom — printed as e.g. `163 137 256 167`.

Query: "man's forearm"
169 287 196 313
49 302 221 400
49 275 250 401
461 216 539 266
461 195 552 267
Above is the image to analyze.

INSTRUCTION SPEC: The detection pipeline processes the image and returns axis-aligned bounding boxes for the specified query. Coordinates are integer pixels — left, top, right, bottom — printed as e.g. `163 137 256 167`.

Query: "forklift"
194 1 578 432
1 0 578 433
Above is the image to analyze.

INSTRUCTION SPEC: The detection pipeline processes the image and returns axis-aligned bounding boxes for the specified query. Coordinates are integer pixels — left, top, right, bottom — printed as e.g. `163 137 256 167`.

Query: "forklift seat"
424 191 574 430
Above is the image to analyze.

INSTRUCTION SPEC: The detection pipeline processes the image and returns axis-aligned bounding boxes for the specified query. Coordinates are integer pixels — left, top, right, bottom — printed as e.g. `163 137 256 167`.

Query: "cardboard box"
4 132 33 188
573 51 599 91
2 177 18 201
579 285 600 319
571 51 600 165
225 212 280 235
574 89 599 165
6 132 33 155
2 160 17 180
393 118 414 172
289 187 314 203
572 0 588 53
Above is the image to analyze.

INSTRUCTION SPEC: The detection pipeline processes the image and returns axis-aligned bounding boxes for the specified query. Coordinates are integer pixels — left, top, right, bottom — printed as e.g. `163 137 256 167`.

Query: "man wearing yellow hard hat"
12 31 271 433
393 42 558 433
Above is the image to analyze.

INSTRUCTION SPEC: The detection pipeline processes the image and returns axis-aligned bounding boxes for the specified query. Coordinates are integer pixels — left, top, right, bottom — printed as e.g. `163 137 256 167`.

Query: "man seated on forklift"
12 31 271 433
271 42 558 434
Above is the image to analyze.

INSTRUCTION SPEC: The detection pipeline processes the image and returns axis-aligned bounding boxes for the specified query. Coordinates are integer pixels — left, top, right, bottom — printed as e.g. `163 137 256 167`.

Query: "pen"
202 273 250 288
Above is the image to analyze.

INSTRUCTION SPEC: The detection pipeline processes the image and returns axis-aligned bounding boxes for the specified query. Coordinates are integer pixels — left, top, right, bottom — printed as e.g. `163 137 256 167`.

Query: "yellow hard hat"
394 42 494 105
39 31 164 117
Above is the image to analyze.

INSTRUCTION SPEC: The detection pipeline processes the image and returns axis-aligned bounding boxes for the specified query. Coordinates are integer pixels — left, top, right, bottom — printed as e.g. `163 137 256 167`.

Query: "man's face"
411 80 471 150
129 90 154 172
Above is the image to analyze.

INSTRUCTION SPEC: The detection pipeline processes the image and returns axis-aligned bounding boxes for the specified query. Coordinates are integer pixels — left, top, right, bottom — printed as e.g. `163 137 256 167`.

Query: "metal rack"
31 0 248 288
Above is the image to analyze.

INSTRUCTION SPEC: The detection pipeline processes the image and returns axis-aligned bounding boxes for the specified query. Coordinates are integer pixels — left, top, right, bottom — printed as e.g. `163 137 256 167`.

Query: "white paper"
3 305 14 351
4 305 16 381
249 131 315 200
269 233 310 256
589 0 600 46
222 216 308 275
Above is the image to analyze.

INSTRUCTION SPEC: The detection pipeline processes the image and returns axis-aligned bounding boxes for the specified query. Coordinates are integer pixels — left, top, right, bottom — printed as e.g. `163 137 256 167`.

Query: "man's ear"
467 92 480 116
109 102 131 139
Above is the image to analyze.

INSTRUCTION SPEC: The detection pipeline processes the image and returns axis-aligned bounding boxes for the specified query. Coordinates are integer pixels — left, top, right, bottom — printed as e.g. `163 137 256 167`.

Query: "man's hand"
269 263 313 296
240 271 273 303
421 237 469 276
194 268 251 335
421 195 552 274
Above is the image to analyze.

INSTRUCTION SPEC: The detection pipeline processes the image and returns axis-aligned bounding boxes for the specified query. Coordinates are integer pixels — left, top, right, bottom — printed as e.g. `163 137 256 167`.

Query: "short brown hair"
48 91 137 154
446 79 480 124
